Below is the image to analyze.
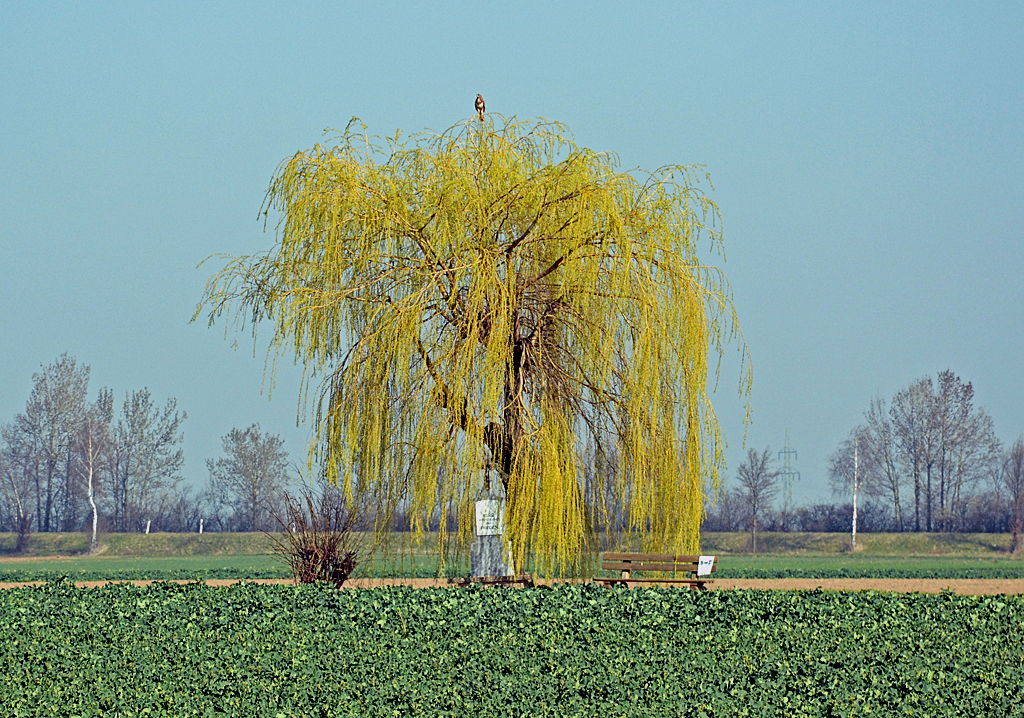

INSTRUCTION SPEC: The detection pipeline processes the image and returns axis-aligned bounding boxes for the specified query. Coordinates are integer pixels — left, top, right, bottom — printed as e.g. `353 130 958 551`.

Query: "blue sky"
2 2 1021 504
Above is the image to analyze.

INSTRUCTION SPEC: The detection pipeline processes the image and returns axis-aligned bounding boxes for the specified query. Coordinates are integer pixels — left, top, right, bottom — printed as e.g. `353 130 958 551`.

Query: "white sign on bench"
697 555 716 576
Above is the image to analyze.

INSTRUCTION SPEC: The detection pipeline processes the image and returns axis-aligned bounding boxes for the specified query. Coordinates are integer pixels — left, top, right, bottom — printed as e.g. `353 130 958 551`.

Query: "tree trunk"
34 467 43 535
43 457 57 532
10 481 31 553
15 511 31 552
925 463 933 532
893 488 903 533
63 447 74 532
852 439 858 551
1011 495 1023 555
912 463 921 532
497 310 526 573
87 433 99 553
937 449 947 529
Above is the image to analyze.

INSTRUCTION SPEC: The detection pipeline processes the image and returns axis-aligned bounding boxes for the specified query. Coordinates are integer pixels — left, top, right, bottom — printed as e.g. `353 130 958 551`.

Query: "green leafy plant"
1 583 1022 716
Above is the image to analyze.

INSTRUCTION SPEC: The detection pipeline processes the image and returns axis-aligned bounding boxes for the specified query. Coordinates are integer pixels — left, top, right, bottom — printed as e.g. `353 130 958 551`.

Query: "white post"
852 436 859 551
199 518 203 534
145 519 151 535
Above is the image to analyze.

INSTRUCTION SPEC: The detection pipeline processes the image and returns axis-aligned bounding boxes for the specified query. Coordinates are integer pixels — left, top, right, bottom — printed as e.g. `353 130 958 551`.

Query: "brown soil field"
2 577 1023 594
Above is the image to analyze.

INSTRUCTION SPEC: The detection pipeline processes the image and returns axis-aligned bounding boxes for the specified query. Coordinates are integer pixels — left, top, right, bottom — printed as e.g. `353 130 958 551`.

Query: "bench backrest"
601 552 717 577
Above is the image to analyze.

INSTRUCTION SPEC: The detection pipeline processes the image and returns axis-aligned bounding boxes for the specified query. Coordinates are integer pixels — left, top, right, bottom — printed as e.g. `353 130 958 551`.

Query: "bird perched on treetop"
475 94 485 120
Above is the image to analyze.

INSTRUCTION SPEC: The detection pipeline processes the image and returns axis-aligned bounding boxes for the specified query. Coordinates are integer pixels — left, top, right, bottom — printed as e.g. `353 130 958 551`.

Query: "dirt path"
353 577 1024 594
2 577 1023 594
708 578 1024 595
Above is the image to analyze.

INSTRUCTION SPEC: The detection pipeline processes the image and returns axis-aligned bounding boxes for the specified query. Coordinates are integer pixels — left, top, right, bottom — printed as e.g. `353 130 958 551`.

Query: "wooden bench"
595 553 717 590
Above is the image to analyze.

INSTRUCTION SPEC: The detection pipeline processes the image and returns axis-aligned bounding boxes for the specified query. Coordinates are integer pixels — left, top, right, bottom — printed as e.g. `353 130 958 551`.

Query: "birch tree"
196 116 750 575
829 425 869 549
76 389 112 552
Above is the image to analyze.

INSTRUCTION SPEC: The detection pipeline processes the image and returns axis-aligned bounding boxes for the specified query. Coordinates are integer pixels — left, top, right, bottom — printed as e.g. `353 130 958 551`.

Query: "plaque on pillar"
475 499 504 536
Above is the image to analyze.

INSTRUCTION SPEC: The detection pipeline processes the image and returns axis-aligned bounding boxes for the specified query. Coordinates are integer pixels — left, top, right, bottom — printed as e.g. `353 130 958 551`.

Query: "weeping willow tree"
196 115 749 577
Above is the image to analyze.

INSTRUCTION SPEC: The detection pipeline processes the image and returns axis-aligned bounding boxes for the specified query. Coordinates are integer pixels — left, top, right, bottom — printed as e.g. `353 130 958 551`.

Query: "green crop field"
0 554 290 583
1 582 1021 716
0 554 456 583
3 531 1018 560
708 554 1024 579
5 553 1024 583
2 531 1023 582
698 531 1016 556
0 531 281 557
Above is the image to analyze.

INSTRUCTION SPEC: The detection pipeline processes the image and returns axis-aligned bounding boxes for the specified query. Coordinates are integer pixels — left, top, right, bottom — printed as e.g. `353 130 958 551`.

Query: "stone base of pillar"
470 534 513 577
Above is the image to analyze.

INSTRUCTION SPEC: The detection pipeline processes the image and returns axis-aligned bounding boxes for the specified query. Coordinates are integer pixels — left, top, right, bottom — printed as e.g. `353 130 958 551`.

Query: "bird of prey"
475 94 485 120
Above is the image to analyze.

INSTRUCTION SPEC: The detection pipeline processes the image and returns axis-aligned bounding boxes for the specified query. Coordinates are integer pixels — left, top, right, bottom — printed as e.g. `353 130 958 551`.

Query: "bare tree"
890 372 1000 532
891 377 935 531
1000 437 1024 553
106 389 186 532
9 355 91 532
931 371 981 529
939 403 1000 529
735 447 778 552
145 484 207 533
206 425 291 532
702 484 744 532
1 423 35 550
863 396 904 531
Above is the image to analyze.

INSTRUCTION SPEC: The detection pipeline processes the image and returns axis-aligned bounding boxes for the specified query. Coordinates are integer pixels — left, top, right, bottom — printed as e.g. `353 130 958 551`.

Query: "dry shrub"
269 484 365 588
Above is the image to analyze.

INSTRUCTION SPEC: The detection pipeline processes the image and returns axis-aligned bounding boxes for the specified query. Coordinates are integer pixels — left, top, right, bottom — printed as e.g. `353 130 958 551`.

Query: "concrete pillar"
470 484 513 577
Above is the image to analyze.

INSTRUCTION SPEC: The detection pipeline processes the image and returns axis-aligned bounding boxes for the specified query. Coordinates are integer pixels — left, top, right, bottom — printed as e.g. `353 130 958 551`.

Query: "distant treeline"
702 498 1015 534
0 354 295 546
708 371 1024 544
4 357 1022 548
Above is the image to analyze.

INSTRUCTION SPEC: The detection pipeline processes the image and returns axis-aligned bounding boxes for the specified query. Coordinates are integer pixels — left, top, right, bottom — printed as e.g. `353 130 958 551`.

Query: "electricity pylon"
778 431 800 513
